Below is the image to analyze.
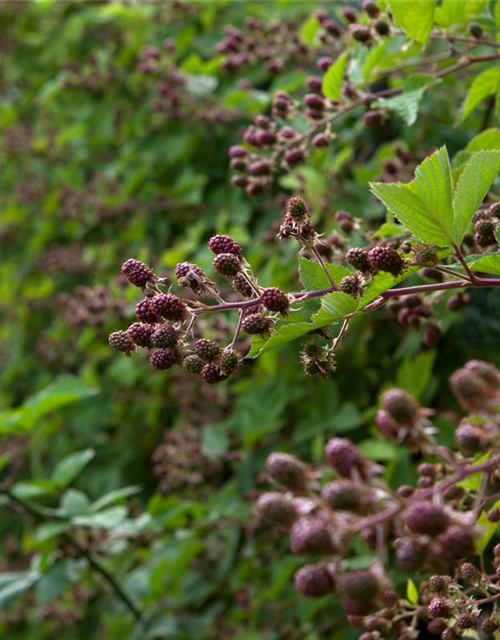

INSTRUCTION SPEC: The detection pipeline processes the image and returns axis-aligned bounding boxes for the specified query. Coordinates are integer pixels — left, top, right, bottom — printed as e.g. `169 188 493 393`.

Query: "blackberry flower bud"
362 0 380 17
428 575 452 592
349 24 372 43
255 492 297 527
261 287 289 314
290 517 335 555
266 452 308 490
174 262 206 292
363 110 384 127
466 359 500 391
121 258 154 288
109 330 133 355
340 275 362 297
342 7 357 23
450 367 491 412
152 325 178 349
248 160 271 176
317 56 334 72
433 525 475 563
294 564 335 597
339 570 379 601
183 354 204 374
455 421 488 454
404 501 448 536
312 132 329 148
242 312 274 336
305 75 323 93
284 148 305 166
459 562 480 583
374 19 390 36
213 253 241 277
228 145 247 159
151 293 187 322
150 347 180 370
127 322 155 348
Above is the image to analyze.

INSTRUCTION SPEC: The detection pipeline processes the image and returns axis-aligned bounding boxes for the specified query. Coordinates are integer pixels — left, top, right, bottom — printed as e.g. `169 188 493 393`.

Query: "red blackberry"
339 570 379 601
266 452 308 490
109 330 134 355
404 501 448 536
200 362 226 384
221 348 240 375
324 438 365 478
381 388 418 425
208 234 242 257
135 299 159 324
294 564 335 597
255 492 297 527
284 148 305 166
183 354 204 374
368 246 404 276
213 253 241 277
150 348 180 370
242 313 274 336
433 525 475 563
363 110 384 127
193 339 221 362
151 325 178 349
151 293 187 322
394 537 427 571
346 247 371 273
127 322 154 348
121 258 154 288
290 518 334 555
231 273 253 298
321 480 362 512
261 287 289 314
248 160 271 176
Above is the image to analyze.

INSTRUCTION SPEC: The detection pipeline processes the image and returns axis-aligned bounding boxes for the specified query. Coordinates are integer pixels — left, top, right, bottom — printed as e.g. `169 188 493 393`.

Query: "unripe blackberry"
466 359 500 390
302 357 322 377
220 348 240 375
255 492 297 527
266 452 308 490
423 322 441 347
152 325 178 349
459 563 480 583
286 196 309 220
135 299 159 324
305 75 323 93
488 507 500 522
455 421 487 454
192 339 220 362
208 234 242 257
127 322 154 348
474 218 496 246
374 19 390 36
395 537 427 571
200 362 226 384
294 564 335 597
150 347 180 370
441 629 458 640
381 388 418 424
304 93 324 111
362 0 380 17
363 110 384 127
346 247 371 273
368 246 404 276
321 479 362 511
349 24 372 43
450 368 490 412
121 258 153 288
427 597 450 619
339 570 378 601
324 438 365 478
228 145 248 159
412 243 438 267
489 202 500 217
418 476 434 489
231 273 253 298
398 485 414 498
433 525 475 563
231 174 248 189
446 293 465 311
317 56 334 72
151 293 187 322
183 354 204 374
404 501 448 536
428 575 451 592
339 275 361 297
255 130 277 146
323 19 342 38
109 330 134 355
481 617 499 635
312 132 329 148
427 618 447 635
242 312 274 335
468 22 483 38
290 518 334 554
284 148 305 166
261 287 289 314
341 597 373 616
213 253 241 277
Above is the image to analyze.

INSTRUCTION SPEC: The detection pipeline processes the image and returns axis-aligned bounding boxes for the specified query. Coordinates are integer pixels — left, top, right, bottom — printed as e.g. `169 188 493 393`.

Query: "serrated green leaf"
298 257 352 290
371 147 454 246
459 451 491 491
468 252 500 275
299 14 320 45
322 52 348 101
406 578 419 604
363 40 388 81
465 128 500 152
357 267 419 309
247 321 322 359
51 449 95 488
378 75 440 126
452 151 500 243
388 0 436 44
312 292 358 323
461 68 500 121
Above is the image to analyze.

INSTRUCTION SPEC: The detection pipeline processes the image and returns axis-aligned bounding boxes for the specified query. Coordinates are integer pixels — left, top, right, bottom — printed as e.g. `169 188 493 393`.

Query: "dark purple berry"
346 247 371 273
208 234 242 257
231 273 253 298
381 388 418 424
290 518 334 554
242 313 274 335
324 438 365 478
135 299 159 324
427 597 450 619
255 492 297 527
121 258 153 288
109 330 133 355
127 322 154 348
321 480 362 511
261 287 289 314
339 570 379 601
294 564 335 597
404 501 448 536
151 293 187 322
266 452 308 490
200 362 226 384
151 325 178 348
220 348 240 375
193 339 221 362
368 246 404 276
150 348 180 370
213 253 241 277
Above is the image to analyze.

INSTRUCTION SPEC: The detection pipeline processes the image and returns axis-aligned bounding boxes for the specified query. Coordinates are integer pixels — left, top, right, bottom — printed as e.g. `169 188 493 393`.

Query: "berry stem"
230 309 244 349
452 242 481 284
311 243 338 288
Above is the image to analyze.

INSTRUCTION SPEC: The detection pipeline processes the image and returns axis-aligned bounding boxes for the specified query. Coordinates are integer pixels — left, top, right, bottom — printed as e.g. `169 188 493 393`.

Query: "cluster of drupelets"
255 360 500 640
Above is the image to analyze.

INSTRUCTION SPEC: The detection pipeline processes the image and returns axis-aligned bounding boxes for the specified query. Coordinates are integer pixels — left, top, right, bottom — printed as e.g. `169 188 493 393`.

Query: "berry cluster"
255 360 500 638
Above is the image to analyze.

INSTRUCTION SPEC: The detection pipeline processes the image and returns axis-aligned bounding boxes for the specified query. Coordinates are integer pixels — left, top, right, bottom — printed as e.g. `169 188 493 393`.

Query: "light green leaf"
90 486 142 513
298 257 352 290
468 252 500 275
322 52 348 101
35 521 69 542
407 578 419 604
247 321 323 359
475 501 500 555
371 147 454 246
459 452 491 491
435 0 467 27
312 292 358 324
73 506 128 529
396 351 436 398
461 68 500 121
51 449 95 488
363 40 388 81
357 266 419 309
299 14 320 45
378 75 440 126
202 425 229 458
373 222 403 239
452 150 500 243
0 571 40 607
60 489 90 517
11 480 58 500
388 0 436 44
465 128 500 152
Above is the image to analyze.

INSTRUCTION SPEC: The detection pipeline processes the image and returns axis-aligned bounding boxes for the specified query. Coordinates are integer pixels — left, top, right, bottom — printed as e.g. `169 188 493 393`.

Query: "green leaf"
202 424 229 458
388 0 436 44
298 257 352 290
0 571 40 607
475 501 500 555
60 489 91 517
465 128 500 152
51 449 95 488
35 521 69 542
452 151 500 243
377 75 440 126
322 52 348 101
370 147 454 246
461 68 500 121
312 292 358 324
459 451 491 491
299 14 320 45
357 267 419 309
11 480 58 500
468 252 500 275
247 321 323 358
73 506 127 529
435 0 468 27
362 40 388 81
396 351 436 398
90 486 142 513
406 578 419 604
373 222 403 239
